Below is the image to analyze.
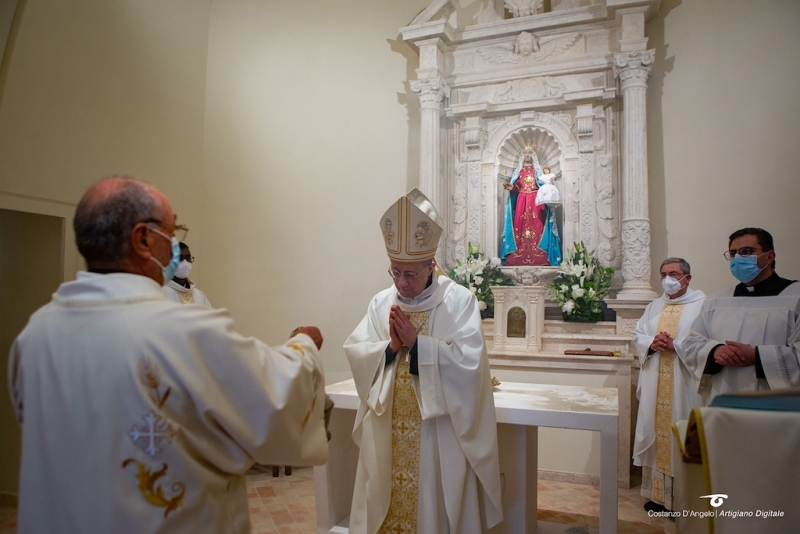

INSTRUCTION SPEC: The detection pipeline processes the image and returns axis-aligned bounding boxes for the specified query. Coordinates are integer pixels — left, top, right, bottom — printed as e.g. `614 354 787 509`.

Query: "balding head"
74 176 165 264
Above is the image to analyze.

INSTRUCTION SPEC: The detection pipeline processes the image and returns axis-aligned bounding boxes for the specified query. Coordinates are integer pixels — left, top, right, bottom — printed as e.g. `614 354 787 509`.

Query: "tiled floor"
0 468 674 534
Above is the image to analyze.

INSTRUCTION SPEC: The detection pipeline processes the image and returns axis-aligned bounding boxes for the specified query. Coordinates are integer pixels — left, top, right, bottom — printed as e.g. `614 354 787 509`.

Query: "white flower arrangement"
450 242 515 319
549 241 614 322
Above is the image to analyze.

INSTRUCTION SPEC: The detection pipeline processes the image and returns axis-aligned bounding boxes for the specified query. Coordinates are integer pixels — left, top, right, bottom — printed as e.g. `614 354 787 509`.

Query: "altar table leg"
490 423 538 534
314 408 358 534
599 417 619 534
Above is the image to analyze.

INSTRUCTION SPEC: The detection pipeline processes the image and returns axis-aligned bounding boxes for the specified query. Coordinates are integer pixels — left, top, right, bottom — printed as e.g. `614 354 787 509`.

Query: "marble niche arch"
480 112 580 264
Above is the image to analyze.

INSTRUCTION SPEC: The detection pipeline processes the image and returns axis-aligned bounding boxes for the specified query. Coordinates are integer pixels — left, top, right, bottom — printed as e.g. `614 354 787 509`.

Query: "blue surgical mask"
729 253 766 284
148 225 181 284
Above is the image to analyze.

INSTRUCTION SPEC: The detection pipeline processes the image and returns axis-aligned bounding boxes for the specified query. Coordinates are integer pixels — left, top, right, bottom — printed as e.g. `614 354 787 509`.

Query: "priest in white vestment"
344 189 502 534
683 228 800 403
632 257 705 512
162 242 212 307
8 177 329 534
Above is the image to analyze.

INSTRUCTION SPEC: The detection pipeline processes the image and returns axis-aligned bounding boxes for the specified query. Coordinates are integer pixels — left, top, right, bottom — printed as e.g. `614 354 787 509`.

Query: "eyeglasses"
145 219 189 242
388 267 429 282
180 255 195 263
723 247 761 260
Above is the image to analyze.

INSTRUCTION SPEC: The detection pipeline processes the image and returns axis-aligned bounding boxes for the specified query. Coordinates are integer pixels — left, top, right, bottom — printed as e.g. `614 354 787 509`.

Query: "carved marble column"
576 104 596 252
411 77 447 213
614 50 657 300
463 116 484 253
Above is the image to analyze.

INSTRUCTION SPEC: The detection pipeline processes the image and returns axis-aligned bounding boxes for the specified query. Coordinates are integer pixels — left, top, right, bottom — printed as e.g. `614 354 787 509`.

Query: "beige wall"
200 0 429 382
0 209 63 495
647 0 800 293
0 0 211 272
1 0 799 485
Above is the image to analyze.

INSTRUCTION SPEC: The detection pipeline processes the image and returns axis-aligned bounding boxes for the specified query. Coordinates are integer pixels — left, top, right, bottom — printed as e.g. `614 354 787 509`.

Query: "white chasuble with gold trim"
632 288 706 508
9 272 327 534
345 276 502 534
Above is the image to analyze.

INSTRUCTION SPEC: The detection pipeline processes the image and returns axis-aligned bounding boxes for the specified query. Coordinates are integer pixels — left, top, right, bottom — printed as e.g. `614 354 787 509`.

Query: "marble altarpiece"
401 0 663 488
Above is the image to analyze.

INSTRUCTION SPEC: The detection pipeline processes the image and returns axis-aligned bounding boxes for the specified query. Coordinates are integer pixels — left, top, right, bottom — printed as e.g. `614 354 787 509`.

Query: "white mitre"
380 188 443 262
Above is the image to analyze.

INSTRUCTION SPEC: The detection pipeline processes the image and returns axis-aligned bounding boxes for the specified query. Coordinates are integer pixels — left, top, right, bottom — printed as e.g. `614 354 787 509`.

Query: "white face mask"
661 275 686 296
174 260 192 279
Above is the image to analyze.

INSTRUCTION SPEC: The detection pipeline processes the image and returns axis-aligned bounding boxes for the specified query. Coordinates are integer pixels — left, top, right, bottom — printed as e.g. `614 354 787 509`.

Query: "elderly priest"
8 176 329 534
632 257 705 513
344 189 502 534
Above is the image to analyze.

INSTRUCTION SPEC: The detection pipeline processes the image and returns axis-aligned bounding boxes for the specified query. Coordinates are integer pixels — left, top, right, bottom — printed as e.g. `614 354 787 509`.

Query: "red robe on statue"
505 165 548 266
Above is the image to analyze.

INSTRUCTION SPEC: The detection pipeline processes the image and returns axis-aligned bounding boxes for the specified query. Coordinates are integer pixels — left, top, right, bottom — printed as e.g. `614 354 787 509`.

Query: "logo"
700 494 729 508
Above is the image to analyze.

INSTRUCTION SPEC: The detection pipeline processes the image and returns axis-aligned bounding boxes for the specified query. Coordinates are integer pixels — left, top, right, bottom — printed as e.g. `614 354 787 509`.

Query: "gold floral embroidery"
385 218 395 245
122 459 185 517
379 311 430 534
177 291 195 304
301 367 322 430
138 356 171 408
654 304 685 476
652 474 664 503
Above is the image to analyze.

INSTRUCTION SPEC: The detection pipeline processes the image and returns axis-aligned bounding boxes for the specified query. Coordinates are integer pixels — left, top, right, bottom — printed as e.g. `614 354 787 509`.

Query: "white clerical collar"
167 279 195 293
662 287 704 305
397 274 439 306
52 271 166 306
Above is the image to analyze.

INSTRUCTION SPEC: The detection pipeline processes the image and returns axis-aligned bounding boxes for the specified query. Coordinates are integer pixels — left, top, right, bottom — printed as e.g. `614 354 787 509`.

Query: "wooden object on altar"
564 348 615 357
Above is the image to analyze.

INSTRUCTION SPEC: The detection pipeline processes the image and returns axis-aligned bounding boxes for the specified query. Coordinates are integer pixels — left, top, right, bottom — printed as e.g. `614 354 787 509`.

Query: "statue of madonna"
500 147 562 266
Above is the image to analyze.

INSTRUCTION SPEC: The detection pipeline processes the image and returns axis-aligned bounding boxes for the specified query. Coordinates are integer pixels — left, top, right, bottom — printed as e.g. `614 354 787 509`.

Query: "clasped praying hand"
389 305 417 353
714 340 757 367
650 331 675 352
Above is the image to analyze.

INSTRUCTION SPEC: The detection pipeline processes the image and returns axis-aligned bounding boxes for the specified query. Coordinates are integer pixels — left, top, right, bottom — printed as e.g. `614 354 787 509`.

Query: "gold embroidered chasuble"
378 311 430 534
177 290 195 304
344 275 503 534
9 271 327 533
651 303 685 504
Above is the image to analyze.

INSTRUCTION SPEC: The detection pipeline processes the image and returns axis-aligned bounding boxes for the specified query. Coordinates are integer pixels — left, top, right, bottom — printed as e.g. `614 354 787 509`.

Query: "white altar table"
315 379 619 534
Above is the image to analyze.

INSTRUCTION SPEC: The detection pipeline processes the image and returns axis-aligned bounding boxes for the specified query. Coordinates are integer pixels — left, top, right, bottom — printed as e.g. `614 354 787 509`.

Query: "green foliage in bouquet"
549 241 615 322
449 242 515 319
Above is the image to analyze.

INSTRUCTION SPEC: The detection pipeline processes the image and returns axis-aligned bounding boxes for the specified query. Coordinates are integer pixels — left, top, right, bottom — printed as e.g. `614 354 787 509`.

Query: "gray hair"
73 177 163 263
660 257 691 275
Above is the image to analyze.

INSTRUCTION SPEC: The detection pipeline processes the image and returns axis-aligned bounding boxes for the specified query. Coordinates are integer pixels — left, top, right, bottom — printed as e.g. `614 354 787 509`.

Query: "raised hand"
292 326 323 350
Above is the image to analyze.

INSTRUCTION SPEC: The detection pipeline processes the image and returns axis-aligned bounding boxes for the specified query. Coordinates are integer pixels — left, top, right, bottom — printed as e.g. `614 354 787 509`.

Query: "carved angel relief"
595 154 619 266
478 32 582 65
505 0 543 18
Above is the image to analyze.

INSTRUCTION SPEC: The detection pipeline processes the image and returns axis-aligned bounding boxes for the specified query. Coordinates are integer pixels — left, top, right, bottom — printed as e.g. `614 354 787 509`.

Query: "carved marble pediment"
453 73 609 108
495 77 567 102
477 32 584 66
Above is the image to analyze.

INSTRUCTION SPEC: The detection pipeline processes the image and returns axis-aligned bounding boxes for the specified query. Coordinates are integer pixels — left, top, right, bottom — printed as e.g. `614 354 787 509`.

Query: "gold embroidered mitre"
380 188 443 263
